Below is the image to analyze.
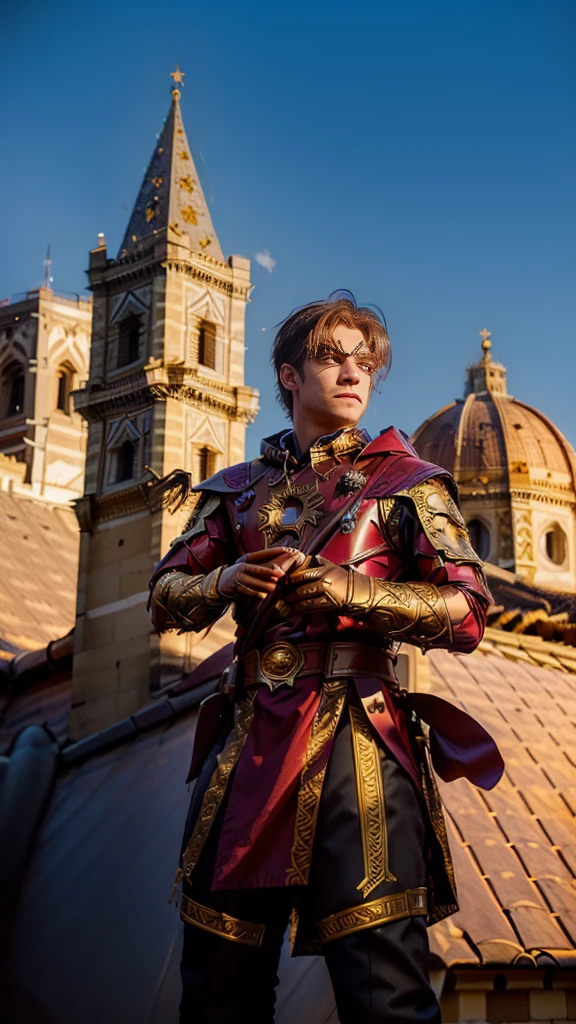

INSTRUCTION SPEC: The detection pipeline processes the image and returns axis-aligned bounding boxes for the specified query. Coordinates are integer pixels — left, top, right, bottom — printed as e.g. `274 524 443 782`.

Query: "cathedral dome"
412 332 576 592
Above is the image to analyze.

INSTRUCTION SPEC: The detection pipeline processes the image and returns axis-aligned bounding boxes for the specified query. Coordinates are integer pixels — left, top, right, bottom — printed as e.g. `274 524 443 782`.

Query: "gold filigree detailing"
317 887 428 944
180 893 265 947
150 565 229 633
286 679 347 886
257 477 324 548
349 702 396 897
180 175 195 193
399 479 489 590
181 205 198 224
259 642 305 690
367 579 454 649
378 496 396 524
181 694 256 879
145 206 157 222
180 150 190 160
151 176 163 188
199 236 212 249
309 429 367 478
417 735 458 923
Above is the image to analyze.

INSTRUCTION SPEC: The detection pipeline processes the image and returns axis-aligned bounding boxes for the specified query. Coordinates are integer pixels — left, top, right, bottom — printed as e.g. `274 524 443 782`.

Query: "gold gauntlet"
150 566 229 632
350 575 453 649
285 558 453 650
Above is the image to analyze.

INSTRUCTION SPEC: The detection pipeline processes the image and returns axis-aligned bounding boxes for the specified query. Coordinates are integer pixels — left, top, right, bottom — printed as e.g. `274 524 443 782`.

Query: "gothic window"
467 518 490 561
544 523 567 566
56 365 74 415
117 314 141 368
194 446 215 484
198 320 217 370
116 440 137 483
3 361 25 417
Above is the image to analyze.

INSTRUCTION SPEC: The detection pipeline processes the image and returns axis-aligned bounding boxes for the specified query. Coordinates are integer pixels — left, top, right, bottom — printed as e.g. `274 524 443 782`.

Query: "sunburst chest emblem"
258 479 324 548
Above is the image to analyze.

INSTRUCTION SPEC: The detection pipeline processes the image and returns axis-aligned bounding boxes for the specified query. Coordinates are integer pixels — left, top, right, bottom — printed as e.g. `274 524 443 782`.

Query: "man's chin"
324 406 364 430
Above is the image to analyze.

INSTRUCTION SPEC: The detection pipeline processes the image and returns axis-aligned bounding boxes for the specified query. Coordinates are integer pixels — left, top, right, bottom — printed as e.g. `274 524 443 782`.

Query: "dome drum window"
543 523 567 567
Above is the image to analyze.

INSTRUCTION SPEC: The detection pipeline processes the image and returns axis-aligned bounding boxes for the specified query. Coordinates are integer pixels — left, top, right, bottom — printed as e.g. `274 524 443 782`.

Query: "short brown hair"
271 291 391 417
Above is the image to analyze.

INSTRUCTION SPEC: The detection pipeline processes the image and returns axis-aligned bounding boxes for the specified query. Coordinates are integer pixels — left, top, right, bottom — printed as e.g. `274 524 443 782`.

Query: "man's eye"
359 363 375 374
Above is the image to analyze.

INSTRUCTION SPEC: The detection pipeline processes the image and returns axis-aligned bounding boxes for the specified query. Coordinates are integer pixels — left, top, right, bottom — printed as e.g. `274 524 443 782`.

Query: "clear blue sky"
3 0 575 459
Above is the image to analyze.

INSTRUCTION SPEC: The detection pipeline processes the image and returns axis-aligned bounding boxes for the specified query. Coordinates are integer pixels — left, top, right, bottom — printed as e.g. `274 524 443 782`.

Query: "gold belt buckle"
259 642 305 692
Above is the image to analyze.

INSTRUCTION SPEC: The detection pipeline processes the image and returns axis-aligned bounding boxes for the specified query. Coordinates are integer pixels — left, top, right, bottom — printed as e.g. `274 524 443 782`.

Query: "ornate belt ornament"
257 475 324 548
258 642 305 691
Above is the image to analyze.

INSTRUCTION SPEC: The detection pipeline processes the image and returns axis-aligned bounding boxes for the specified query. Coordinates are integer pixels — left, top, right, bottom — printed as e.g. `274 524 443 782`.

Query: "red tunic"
154 427 489 890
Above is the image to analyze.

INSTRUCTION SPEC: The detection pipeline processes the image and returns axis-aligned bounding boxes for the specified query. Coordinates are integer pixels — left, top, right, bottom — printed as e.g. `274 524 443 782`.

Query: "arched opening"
117 314 141 368
3 361 25 417
195 446 215 484
544 523 567 566
198 321 217 370
116 440 136 483
56 365 74 414
467 518 491 561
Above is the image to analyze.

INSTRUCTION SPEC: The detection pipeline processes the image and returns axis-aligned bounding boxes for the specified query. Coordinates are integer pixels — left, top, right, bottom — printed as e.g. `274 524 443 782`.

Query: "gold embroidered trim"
285 678 347 886
181 693 256 880
349 702 396 897
180 893 265 947
317 887 428 944
418 734 458 924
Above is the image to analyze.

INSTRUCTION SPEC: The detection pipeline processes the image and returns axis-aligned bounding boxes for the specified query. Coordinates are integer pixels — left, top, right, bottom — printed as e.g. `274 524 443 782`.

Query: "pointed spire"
464 329 508 397
118 67 224 261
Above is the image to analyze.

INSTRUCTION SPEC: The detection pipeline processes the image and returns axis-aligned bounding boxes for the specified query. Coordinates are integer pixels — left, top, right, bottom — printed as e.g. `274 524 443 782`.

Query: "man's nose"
338 356 361 384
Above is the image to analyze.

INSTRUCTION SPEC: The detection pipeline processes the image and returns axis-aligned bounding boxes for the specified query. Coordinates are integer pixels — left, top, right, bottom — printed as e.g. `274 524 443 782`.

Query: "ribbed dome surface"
412 339 576 497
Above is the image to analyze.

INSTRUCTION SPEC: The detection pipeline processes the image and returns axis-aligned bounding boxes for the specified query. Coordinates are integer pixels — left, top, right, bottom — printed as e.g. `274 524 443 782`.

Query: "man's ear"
279 363 302 393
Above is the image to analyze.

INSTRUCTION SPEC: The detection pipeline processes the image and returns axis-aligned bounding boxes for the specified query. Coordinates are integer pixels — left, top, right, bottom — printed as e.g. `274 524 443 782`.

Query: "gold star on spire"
170 63 185 86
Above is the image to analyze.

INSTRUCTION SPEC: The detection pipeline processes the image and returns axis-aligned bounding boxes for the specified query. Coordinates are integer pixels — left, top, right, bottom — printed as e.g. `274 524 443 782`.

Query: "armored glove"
150 566 229 632
283 556 453 648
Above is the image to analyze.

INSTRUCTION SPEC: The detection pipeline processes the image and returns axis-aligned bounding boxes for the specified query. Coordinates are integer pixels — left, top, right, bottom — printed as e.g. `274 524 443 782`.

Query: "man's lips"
334 392 362 402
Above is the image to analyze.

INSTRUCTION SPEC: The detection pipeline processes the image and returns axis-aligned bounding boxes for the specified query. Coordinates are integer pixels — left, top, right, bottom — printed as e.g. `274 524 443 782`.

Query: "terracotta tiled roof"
0 491 79 654
426 639 576 968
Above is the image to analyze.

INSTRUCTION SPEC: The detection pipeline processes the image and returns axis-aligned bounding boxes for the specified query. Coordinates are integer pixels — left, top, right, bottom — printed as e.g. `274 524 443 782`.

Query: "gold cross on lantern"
479 327 491 343
170 64 185 86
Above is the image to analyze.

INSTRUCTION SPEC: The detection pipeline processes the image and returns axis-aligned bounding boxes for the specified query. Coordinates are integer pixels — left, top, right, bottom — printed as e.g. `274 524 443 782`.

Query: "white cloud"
255 249 277 273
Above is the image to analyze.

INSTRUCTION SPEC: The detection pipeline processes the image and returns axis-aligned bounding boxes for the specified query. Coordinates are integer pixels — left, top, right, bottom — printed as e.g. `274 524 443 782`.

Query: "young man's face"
281 324 375 432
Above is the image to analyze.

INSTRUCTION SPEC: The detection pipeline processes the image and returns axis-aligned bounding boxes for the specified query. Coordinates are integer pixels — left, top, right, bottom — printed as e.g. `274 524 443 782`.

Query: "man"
149 293 499 1023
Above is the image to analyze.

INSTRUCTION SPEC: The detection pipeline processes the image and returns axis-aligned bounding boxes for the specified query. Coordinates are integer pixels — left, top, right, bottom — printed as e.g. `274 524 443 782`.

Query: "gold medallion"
257 477 324 548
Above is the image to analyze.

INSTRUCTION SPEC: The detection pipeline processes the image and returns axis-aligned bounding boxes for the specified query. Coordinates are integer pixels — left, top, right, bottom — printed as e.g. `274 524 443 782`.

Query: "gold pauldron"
152 566 229 631
349 574 453 649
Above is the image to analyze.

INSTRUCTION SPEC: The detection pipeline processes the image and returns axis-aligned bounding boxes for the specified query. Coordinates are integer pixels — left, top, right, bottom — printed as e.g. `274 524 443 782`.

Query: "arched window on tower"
3 361 25 417
198 321 217 370
116 440 137 483
467 518 491 561
194 446 215 484
117 314 141 368
56 365 74 415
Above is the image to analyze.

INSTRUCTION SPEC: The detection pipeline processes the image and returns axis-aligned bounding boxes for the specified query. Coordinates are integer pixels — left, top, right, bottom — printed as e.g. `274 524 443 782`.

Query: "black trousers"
179 710 441 1024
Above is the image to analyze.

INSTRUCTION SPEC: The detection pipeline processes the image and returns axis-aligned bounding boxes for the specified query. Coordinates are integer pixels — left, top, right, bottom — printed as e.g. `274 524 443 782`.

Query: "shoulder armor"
191 458 267 494
396 477 482 567
169 492 222 547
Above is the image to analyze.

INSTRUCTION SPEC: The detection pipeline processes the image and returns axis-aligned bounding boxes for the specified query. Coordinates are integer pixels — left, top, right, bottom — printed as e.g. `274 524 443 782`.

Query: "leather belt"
240 641 398 693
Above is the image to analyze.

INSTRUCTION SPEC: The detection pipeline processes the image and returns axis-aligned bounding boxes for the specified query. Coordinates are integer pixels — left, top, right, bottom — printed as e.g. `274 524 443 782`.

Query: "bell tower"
71 68 259 739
